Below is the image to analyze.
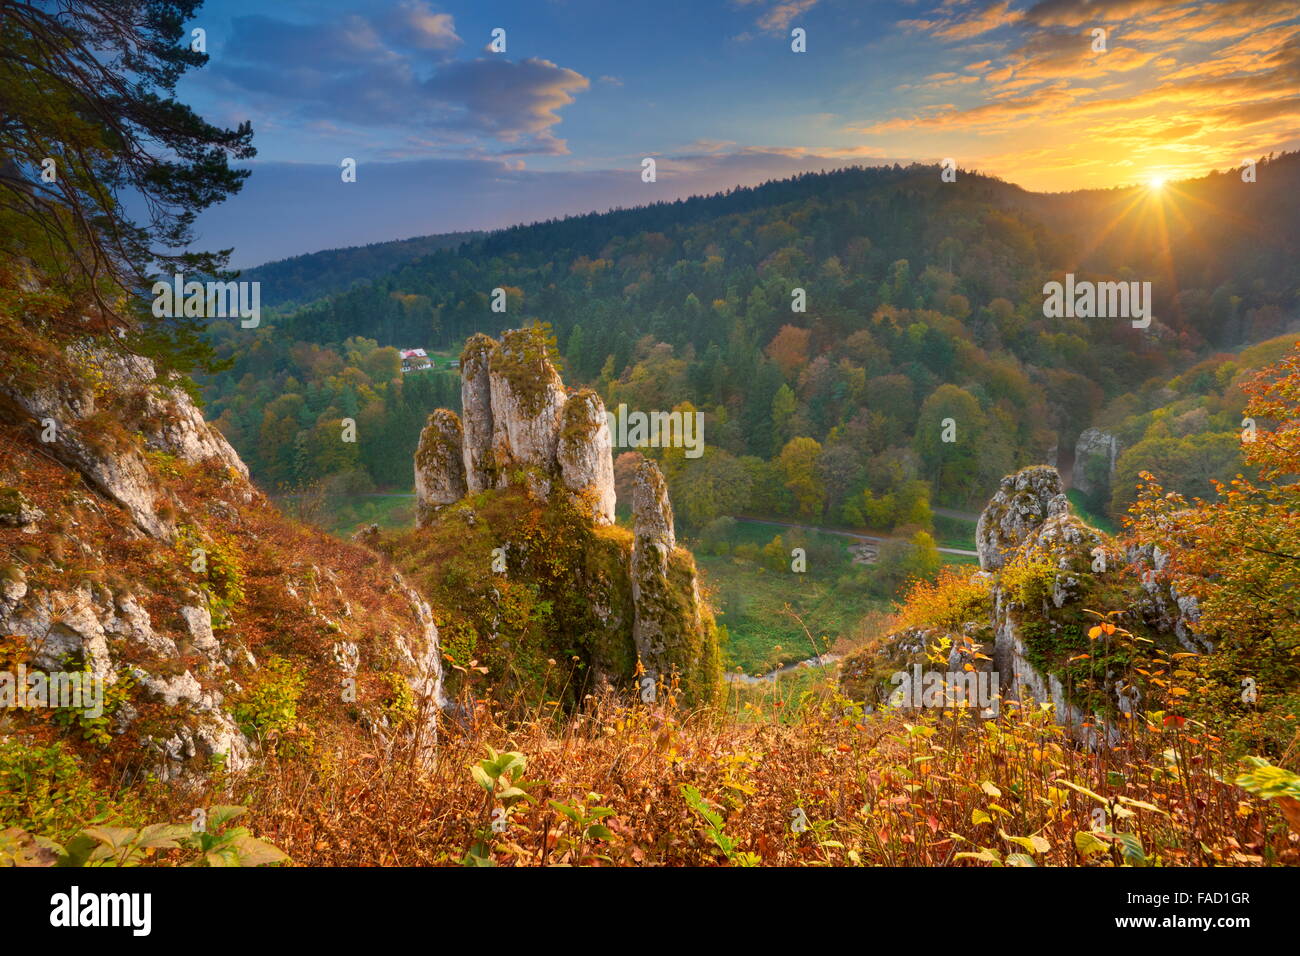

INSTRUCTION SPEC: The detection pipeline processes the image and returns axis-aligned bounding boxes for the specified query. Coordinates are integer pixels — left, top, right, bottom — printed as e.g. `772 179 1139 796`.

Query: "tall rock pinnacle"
411 336 718 705
460 333 497 493
414 409 467 527
630 459 683 681
487 328 568 497
421 325 617 520
559 388 616 526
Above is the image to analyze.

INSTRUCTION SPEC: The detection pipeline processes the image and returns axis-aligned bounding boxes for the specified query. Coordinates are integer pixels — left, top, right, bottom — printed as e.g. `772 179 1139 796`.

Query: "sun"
1147 174 1166 191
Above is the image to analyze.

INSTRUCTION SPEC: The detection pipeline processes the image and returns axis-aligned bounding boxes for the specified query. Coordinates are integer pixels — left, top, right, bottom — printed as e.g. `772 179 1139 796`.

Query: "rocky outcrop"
626 458 719 700
99 348 249 482
0 578 254 779
6 368 173 539
1072 427 1120 500
460 333 496 493
977 467 1116 741
849 464 1211 748
992 598 1124 749
0 329 447 784
631 459 678 681
411 339 718 704
488 328 569 497
976 465 1072 572
415 409 467 526
437 327 616 520
0 345 252 540
559 389 616 526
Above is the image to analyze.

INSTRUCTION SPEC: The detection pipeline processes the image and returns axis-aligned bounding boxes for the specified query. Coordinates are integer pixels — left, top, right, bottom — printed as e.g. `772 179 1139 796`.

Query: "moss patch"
488 327 561 418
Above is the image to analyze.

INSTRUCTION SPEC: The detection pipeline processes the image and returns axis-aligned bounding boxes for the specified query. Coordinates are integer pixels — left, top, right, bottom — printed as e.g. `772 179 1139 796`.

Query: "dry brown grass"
142 678 1298 867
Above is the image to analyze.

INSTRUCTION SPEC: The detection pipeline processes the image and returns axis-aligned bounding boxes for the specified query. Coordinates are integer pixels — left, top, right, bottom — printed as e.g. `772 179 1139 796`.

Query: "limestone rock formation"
460 333 496 493
410 328 719 703
415 409 467 526
91 347 249 482
559 389 616 526
1 330 446 783
488 328 569 496
1 345 252 540
1072 427 1120 500
8 367 174 539
631 459 678 680
846 464 1208 748
441 327 617 520
975 465 1072 571
977 467 1112 740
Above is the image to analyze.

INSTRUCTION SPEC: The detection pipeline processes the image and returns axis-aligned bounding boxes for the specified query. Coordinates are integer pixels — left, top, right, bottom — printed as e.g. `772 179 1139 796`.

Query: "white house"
400 348 432 373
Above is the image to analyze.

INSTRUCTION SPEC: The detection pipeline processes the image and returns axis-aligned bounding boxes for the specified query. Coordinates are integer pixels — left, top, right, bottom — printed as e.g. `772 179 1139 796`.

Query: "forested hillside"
240 231 482 309
208 156 1300 530
202 329 461 492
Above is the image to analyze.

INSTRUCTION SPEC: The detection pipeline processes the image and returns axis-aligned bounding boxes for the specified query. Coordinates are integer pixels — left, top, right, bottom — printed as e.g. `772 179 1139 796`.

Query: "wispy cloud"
734 0 821 36
855 0 1300 189
211 1 588 156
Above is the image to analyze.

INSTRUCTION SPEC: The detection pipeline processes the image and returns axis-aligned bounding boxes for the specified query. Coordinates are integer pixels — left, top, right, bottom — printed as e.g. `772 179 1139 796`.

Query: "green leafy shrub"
0 740 132 842
0 805 286 867
230 656 305 740
1000 549 1058 607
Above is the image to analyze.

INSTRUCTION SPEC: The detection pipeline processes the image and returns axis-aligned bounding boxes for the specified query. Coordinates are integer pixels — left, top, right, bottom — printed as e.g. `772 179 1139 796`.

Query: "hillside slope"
241 231 483 309
0 267 445 795
203 156 1300 525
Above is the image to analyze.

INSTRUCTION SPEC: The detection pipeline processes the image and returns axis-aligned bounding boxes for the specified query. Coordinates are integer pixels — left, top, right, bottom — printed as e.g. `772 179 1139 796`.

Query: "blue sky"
179 0 1300 267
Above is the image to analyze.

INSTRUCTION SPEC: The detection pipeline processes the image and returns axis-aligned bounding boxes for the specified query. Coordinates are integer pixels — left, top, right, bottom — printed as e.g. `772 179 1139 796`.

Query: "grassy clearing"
693 517 981 676
692 521 885 675
698 554 881 674
320 494 415 537
1066 490 1119 534
933 513 978 551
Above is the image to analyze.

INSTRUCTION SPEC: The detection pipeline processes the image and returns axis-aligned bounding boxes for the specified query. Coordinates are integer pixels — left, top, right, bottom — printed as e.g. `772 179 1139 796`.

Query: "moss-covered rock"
0 486 43 528
394 427 720 707
408 330 718 707
460 333 497 493
975 465 1071 571
558 388 616 525
487 327 567 496
414 409 467 526
630 459 721 705
851 464 1193 746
